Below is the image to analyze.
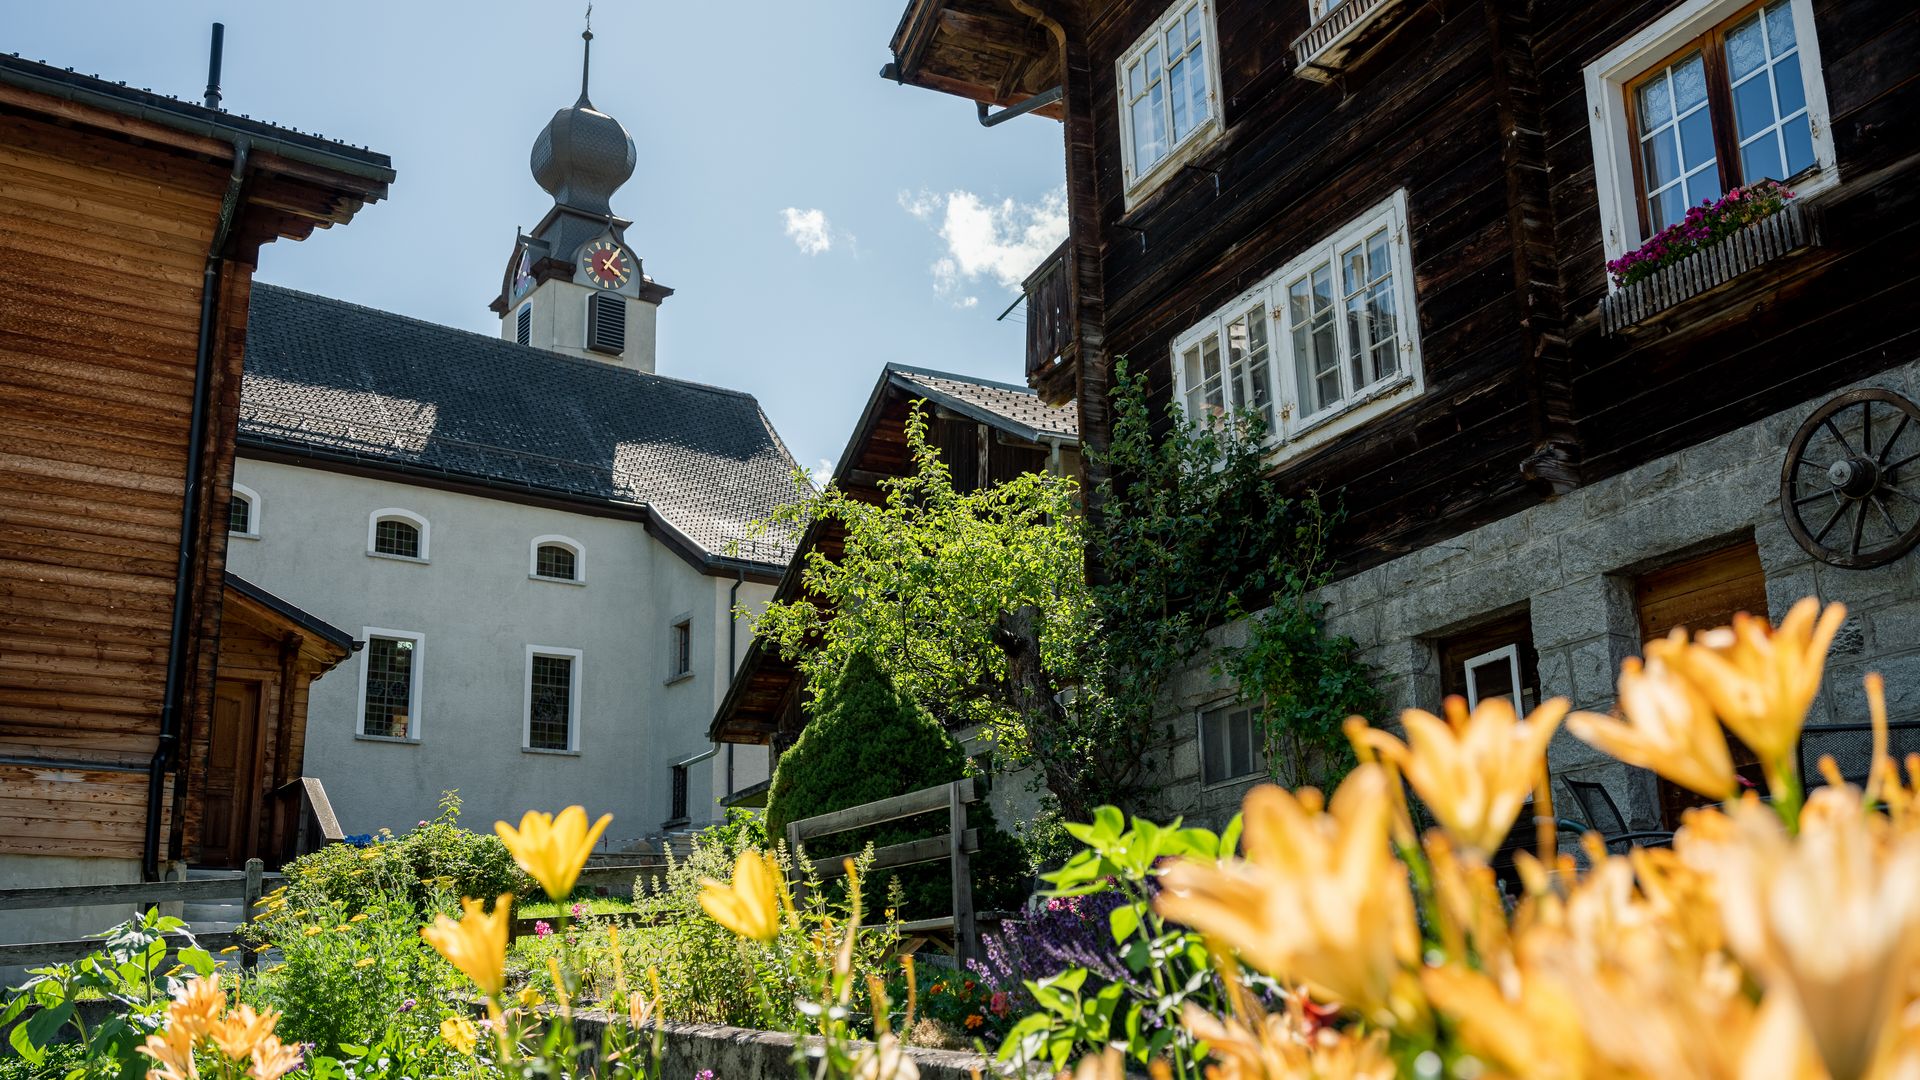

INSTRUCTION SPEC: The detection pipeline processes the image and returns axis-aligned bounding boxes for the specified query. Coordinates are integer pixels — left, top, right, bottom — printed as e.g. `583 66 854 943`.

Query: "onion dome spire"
529 9 636 220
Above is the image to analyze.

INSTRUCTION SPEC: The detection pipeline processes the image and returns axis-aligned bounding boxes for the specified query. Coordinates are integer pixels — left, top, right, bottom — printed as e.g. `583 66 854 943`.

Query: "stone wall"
1146 361 1920 832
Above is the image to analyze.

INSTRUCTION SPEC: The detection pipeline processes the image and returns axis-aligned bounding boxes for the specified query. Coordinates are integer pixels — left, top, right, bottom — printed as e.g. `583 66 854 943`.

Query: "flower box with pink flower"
1601 180 1819 334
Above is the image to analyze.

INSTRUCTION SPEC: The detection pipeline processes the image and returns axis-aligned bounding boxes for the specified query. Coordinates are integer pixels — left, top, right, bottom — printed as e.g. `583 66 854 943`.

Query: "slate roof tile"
239 284 800 568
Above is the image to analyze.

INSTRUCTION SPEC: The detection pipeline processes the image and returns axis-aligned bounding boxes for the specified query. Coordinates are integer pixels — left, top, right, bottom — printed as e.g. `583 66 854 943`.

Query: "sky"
9 1 1069 479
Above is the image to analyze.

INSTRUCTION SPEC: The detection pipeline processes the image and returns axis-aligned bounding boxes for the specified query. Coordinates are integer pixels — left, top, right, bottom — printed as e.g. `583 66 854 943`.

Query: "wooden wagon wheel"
1780 388 1920 569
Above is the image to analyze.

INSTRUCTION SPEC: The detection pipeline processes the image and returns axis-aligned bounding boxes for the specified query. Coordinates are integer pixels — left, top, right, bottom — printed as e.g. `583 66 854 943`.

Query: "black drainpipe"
144 133 250 881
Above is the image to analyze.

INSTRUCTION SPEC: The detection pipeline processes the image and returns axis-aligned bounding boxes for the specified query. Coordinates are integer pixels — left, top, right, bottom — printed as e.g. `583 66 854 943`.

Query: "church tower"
491 26 671 371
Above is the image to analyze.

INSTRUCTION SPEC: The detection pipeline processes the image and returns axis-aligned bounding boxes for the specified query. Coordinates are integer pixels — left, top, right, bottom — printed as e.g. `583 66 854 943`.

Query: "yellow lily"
1362 695 1566 861
421 893 513 998
1663 597 1845 771
495 806 613 901
440 1015 480 1056
166 974 226 1038
1155 766 1421 1027
206 1003 278 1062
137 1023 200 1080
699 849 783 943
1569 646 1737 801
248 1034 305 1080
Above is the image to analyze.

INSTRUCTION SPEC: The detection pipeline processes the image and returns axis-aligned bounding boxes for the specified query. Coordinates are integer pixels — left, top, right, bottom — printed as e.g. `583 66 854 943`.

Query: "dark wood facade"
884 0 1920 578
0 56 389 872
711 365 1079 751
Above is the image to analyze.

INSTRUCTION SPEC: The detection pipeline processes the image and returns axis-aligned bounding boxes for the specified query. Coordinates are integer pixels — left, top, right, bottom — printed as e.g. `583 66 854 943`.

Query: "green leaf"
1219 813 1244 858
1108 903 1141 944
9 1018 46 1065
175 947 215 977
19 1000 72 1061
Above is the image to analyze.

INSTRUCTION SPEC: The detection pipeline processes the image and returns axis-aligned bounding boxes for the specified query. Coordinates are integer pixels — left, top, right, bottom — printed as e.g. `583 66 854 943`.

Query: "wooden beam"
0 873 281 911
806 828 980 878
787 778 976 842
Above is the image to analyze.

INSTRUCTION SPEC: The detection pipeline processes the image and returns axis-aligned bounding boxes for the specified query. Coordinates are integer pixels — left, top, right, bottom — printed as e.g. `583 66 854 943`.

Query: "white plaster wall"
226 458 768 849
501 277 659 374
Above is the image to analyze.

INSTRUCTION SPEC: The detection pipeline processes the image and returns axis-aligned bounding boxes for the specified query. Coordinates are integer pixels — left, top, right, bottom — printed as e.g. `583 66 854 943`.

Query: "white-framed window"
529 535 585 583
524 645 582 753
667 617 693 682
1583 0 1835 273
1170 189 1423 459
1116 0 1222 201
367 508 429 562
1462 644 1523 709
1199 703 1267 787
227 482 261 539
357 628 423 741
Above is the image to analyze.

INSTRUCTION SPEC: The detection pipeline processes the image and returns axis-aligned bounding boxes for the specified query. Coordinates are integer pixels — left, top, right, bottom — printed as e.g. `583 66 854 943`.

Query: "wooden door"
200 681 262 868
1635 540 1769 827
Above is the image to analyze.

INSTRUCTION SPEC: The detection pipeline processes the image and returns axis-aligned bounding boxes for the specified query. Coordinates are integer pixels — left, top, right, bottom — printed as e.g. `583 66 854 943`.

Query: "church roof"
237 284 801 572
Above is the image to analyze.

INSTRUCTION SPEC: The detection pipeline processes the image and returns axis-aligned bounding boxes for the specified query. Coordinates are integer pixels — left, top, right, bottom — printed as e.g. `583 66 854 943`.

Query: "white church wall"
503 276 659 374
226 457 762 849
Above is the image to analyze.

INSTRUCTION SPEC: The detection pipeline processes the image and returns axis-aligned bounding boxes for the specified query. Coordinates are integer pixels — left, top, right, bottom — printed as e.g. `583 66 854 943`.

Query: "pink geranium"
1607 180 1795 288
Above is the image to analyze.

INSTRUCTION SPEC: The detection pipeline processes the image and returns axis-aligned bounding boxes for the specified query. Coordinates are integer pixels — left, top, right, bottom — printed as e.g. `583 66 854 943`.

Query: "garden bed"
564 1010 1031 1080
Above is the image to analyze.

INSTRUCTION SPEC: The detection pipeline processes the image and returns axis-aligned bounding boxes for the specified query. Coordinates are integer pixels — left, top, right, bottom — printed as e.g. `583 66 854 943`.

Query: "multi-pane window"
228 495 252 535
1627 0 1815 232
527 653 575 751
535 544 577 581
1117 0 1218 190
373 518 421 558
1172 192 1419 451
1200 705 1266 785
361 635 418 739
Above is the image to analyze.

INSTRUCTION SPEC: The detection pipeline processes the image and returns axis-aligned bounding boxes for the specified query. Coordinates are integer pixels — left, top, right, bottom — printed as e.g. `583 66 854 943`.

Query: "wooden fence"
0 860 274 970
784 778 980 962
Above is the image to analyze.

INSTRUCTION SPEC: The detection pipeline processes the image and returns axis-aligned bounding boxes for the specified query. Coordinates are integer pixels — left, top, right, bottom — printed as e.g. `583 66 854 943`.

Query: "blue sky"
10 1 1068 476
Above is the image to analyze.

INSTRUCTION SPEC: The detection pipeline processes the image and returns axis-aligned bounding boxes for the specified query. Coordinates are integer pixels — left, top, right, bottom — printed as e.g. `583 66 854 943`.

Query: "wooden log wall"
0 108 247 865
1068 0 1920 575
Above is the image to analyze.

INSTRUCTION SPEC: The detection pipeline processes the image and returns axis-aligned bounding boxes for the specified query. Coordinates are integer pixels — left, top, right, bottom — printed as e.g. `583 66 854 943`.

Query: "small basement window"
587 292 626 355
367 509 429 561
530 535 584 583
1200 703 1266 786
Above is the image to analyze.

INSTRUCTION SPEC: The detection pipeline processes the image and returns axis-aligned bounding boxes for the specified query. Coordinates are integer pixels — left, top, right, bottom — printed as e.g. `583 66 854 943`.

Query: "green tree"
765 652 1026 915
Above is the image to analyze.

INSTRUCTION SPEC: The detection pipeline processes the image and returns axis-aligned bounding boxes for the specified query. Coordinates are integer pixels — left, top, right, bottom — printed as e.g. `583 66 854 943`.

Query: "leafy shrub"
624 818 896 1030
243 880 466 1055
278 791 522 916
886 960 1016 1049
1 907 218 1078
765 652 1027 917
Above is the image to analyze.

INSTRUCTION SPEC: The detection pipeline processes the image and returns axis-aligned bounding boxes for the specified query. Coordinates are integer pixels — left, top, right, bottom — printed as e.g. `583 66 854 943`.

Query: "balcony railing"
1292 0 1407 81
1022 239 1076 382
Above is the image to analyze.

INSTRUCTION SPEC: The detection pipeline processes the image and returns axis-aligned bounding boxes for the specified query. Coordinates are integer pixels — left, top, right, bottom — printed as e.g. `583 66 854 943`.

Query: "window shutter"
588 292 626 354
516 305 532 346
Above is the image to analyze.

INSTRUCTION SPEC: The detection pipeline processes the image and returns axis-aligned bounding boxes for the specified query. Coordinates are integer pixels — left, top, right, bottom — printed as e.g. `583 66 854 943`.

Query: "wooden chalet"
879 0 1920 828
0 47 390 917
709 364 1079 783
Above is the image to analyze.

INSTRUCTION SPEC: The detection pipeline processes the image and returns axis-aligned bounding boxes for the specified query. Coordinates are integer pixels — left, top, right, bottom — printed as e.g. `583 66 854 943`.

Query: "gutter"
146 135 249 882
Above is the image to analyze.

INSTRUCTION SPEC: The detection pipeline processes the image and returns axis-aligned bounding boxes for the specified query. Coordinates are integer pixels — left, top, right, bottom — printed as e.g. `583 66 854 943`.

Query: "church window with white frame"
1171 190 1422 459
1583 0 1835 271
368 508 429 561
358 629 423 741
1117 0 1222 200
227 483 260 539
525 646 581 753
530 535 584 583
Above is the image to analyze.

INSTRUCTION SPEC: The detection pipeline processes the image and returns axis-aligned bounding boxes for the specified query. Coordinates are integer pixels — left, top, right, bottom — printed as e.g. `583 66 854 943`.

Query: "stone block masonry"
1147 359 1920 833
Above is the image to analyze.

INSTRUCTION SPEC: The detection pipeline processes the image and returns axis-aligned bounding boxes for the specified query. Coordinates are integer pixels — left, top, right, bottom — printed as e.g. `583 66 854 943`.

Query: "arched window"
367 509 430 561
529 535 585 583
228 482 261 538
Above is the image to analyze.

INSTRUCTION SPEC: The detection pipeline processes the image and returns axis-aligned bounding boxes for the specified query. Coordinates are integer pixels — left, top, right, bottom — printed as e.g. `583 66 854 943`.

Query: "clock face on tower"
580 240 632 289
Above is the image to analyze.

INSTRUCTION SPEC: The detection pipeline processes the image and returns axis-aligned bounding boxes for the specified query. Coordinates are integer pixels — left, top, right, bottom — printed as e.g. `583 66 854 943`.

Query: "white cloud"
811 458 836 488
900 187 1068 307
781 207 835 255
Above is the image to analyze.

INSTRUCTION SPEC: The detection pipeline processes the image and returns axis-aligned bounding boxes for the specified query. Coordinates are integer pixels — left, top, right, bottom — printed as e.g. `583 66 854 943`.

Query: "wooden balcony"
1292 0 1410 82
1023 239 1076 391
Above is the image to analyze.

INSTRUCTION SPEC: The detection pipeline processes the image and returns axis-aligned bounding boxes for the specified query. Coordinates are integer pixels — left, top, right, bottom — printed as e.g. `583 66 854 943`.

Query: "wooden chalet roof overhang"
709 365 1078 747
883 0 1064 117
0 56 394 260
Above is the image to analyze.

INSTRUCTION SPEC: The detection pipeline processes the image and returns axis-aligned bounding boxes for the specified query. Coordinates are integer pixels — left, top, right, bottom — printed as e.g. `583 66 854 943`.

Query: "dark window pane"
1642 131 1681 191
1679 109 1716 173
1649 185 1686 231
374 519 420 558
228 497 251 534
529 655 573 750
1732 73 1777 142
1773 57 1806 118
363 637 414 739
1782 114 1815 175
536 544 577 580
1743 131 1784 182
1202 711 1228 783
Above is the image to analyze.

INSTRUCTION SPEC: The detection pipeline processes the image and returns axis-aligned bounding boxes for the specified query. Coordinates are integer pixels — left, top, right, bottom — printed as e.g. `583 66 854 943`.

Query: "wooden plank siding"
0 63 388 873
0 110 231 864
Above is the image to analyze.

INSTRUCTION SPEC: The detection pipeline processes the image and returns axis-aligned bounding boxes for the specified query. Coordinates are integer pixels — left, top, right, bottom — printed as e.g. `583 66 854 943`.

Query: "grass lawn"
514 895 638 918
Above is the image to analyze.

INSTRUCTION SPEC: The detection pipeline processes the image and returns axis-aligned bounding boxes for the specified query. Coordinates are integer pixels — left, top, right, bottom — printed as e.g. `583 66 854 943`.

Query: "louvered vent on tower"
516 304 532 346
587 292 626 355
